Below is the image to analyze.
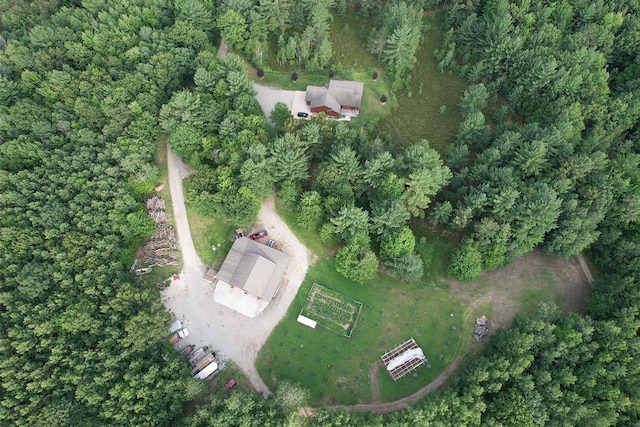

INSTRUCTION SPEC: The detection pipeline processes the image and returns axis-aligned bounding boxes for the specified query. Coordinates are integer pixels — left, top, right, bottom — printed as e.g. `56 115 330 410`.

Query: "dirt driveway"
162 147 311 395
253 84 295 120
291 90 310 116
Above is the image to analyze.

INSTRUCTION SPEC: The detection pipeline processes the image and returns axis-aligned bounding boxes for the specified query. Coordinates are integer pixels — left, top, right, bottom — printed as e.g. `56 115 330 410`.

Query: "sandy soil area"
253 84 296 120
450 250 593 331
162 147 311 395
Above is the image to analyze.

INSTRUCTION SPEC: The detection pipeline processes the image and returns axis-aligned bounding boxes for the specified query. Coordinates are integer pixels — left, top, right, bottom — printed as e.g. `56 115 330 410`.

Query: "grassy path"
303 357 462 415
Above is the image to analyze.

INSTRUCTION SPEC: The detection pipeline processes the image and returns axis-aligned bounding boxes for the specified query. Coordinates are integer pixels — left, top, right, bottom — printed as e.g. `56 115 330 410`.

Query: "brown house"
305 80 364 118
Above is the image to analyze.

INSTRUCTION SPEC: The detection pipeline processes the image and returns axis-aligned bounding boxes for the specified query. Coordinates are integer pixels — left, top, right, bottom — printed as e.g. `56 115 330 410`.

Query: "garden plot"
301 283 362 337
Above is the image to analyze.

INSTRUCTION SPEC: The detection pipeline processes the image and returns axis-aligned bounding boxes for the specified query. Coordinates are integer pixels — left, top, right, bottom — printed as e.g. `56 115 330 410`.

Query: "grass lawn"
412 223 457 286
136 265 182 290
275 202 334 258
256 258 465 405
184 206 236 269
207 361 253 395
376 15 469 152
301 283 363 337
329 13 379 70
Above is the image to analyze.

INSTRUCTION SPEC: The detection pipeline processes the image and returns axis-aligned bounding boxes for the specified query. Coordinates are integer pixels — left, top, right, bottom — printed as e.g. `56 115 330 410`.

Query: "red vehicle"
249 230 267 240
223 379 236 392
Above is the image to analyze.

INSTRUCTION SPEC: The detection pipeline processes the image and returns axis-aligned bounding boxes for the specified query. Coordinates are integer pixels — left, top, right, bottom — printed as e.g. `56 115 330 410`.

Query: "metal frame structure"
381 338 427 381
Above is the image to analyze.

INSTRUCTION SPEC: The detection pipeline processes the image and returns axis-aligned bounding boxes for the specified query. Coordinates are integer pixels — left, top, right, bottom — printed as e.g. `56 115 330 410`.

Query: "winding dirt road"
303 358 463 415
162 146 311 396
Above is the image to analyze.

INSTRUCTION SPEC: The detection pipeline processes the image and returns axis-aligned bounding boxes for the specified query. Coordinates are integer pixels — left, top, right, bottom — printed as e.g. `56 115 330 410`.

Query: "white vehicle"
170 328 189 344
169 319 182 334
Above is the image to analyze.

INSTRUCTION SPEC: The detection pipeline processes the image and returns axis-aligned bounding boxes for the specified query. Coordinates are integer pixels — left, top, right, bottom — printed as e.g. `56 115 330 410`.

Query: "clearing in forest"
301 283 362 337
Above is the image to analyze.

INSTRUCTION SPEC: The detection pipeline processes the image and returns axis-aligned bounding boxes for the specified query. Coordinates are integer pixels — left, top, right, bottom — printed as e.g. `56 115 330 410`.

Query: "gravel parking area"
253 84 295 120
291 90 311 117
162 147 311 395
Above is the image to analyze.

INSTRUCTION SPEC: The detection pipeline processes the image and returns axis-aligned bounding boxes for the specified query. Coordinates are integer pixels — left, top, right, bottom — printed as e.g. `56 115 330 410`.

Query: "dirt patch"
449 250 592 331
369 361 382 403
423 6 444 17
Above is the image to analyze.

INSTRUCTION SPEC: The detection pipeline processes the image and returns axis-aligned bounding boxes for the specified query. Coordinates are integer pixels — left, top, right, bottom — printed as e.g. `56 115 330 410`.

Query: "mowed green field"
253 190 593 406
184 206 236 269
256 258 464 405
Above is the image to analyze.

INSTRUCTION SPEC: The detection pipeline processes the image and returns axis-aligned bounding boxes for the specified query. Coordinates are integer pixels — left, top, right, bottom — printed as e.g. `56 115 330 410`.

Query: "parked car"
170 328 189 344
297 111 309 118
223 379 236 392
169 319 182 334
249 230 267 240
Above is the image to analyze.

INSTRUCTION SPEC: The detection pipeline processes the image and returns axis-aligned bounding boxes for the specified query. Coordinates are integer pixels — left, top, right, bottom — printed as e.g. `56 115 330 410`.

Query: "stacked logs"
137 196 179 267
474 315 490 341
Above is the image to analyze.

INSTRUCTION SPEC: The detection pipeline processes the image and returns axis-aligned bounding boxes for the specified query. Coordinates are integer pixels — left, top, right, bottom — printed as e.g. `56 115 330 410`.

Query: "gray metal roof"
305 85 326 103
305 80 364 112
215 237 289 300
328 80 364 108
310 91 342 113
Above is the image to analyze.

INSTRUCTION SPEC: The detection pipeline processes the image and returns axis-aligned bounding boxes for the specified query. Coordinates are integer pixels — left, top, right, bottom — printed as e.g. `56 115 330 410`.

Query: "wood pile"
147 196 167 224
474 315 490 341
137 196 180 267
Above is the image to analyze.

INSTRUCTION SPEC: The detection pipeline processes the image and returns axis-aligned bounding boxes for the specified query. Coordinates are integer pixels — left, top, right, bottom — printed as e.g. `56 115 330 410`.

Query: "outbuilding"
213 237 289 318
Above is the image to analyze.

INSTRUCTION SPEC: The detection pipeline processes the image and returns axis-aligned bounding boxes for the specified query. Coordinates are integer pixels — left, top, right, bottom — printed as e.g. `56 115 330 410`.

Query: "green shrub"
296 190 324 231
319 222 339 245
382 253 424 281
447 240 482 282
276 181 301 211
335 242 379 285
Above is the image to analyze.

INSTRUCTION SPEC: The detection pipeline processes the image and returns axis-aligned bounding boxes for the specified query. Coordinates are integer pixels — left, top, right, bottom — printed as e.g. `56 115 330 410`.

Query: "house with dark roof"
305 80 364 118
213 237 289 318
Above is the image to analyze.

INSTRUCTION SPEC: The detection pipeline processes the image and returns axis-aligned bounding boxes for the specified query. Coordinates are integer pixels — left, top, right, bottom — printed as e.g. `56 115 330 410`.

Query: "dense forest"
0 1 206 425
1 0 639 426
435 0 640 281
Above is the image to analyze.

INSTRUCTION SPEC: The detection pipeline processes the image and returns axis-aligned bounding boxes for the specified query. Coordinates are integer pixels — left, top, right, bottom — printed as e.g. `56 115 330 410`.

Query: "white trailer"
193 360 218 380
191 354 215 375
